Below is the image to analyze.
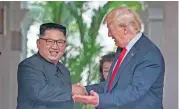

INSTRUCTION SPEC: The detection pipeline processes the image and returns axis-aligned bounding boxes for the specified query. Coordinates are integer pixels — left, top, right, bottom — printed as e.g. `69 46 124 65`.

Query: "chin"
116 43 125 48
49 57 59 63
115 43 120 47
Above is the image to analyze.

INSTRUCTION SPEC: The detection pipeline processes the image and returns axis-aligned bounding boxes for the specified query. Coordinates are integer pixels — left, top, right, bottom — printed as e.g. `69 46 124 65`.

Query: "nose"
51 42 58 49
108 31 112 37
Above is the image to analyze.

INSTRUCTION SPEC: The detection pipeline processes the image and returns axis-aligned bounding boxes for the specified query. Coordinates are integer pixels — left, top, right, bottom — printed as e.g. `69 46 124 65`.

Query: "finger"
73 94 92 100
73 95 95 105
73 94 86 98
73 96 89 104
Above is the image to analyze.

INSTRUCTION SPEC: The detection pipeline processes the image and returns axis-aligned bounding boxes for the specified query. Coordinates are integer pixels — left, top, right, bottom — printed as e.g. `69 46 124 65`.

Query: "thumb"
76 83 83 87
90 90 97 96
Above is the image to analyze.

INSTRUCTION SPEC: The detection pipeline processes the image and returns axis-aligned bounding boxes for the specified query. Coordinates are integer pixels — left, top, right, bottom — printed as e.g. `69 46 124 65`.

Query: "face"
107 22 131 48
102 61 112 80
37 29 66 64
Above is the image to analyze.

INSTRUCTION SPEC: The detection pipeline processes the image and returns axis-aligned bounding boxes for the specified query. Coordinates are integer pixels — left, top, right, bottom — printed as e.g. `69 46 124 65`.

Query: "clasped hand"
72 83 88 96
72 83 99 106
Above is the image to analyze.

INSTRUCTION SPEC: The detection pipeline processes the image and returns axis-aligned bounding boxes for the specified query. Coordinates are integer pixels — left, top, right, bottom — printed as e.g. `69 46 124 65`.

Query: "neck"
50 60 58 65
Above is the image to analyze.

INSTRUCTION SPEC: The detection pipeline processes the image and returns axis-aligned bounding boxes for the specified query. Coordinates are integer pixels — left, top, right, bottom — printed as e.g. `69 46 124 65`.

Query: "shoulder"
137 34 163 56
18 54 43 70
17 54 46 80
135 34 164 64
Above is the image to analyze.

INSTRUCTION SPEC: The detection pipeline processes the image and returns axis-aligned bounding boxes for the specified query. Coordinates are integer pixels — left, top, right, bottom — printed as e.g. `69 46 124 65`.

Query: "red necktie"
108 48 127 91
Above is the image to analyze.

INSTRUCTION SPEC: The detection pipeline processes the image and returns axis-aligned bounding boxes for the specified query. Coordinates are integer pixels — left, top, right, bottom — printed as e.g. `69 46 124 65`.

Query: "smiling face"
104 6 142 48
107 22 128 48
37 29 66 64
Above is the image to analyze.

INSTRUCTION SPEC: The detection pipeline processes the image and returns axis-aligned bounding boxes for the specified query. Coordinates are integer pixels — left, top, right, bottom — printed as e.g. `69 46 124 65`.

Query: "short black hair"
99 52 115 82
39 23 66 36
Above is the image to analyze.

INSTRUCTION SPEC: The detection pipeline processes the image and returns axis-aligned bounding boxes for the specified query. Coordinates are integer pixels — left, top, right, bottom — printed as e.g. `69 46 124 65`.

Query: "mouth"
113 39 117 42
49 51 59 56
111 36 115 40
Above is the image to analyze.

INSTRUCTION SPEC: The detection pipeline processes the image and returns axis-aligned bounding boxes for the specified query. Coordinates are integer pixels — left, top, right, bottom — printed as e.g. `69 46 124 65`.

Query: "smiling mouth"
112 37 116 40
50 51 59 56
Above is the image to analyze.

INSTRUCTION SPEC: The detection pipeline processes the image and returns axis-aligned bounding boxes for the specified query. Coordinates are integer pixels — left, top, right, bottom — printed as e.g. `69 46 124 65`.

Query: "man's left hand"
73 90 99 106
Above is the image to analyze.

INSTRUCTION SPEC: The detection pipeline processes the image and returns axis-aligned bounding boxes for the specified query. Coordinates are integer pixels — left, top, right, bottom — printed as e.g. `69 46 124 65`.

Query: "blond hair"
103 6 143 33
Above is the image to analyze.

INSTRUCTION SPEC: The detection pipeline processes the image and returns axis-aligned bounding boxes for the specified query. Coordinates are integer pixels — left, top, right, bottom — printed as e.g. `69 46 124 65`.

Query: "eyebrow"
40 38 66 41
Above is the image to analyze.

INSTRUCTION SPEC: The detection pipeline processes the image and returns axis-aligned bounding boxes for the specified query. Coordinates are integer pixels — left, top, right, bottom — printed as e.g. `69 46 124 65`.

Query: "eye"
46 40 54 45
47 40 53 42
57 41 64 44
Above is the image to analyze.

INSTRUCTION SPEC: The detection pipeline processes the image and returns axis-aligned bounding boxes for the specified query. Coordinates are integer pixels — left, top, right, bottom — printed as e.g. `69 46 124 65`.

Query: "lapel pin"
131 53 134 56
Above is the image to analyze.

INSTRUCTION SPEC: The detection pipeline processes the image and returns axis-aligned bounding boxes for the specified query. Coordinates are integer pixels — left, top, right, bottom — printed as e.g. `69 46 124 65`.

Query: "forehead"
43 29 66 39
103 61 112 66
106 21 118 30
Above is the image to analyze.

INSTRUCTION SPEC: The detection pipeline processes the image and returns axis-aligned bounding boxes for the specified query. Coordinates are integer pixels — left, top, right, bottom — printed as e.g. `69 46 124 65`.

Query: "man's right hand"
72 83 88 96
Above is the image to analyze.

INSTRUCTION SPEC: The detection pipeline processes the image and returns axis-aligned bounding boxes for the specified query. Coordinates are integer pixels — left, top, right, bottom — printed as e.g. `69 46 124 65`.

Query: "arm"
85 81 105 94
18 63 72 104
98 52 165 109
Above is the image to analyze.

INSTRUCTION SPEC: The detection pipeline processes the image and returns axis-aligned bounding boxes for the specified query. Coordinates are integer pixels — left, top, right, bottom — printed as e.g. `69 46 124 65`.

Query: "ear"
36 39 40 49
124 27 128 35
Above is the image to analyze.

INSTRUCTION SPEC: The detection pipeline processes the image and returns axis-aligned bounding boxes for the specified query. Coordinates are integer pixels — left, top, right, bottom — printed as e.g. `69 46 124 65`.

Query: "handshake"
72 83 99 106
72 83 88 96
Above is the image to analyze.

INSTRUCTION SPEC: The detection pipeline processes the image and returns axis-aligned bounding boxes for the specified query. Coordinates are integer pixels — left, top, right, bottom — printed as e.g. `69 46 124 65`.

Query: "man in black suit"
17 23 74 109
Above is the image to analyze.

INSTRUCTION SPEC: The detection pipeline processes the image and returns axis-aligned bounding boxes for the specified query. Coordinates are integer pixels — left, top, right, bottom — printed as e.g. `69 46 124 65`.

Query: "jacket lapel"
108 46 139 92
107 34 146 92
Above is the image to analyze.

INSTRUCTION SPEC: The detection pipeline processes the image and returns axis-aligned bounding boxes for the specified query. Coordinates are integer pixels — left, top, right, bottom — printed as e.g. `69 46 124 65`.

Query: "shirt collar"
125 32 142 51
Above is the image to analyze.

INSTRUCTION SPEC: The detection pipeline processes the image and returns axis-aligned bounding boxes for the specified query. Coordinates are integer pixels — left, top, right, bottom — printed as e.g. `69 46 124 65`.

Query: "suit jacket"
17 53 74 109
86 34 165 109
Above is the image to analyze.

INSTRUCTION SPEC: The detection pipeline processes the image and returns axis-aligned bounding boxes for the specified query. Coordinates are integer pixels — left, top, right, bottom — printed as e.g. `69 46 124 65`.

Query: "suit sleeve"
17 63 72 104
85 82 105 94
97 52 165 109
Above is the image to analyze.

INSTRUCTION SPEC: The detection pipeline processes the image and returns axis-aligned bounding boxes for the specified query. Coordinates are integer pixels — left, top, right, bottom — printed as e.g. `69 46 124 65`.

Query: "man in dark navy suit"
73 6 165 109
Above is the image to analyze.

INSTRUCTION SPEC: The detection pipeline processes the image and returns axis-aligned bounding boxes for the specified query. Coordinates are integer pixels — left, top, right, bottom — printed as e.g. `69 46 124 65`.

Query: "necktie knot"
122 47 127 52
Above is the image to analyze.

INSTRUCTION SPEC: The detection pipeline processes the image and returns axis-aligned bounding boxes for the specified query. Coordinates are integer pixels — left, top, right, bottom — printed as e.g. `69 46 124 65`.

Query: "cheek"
58 47 66 54
111 30 120 38
42 45 50 51
61 46 66 51
39 45 50 54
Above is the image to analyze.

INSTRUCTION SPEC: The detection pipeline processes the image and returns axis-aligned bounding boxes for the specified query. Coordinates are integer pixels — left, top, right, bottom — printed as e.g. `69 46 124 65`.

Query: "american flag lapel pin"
131 52 134 57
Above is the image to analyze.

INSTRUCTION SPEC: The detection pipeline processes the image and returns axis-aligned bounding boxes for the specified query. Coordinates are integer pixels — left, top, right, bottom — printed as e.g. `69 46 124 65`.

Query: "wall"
140 1 178 109
163 1 178 109
0 1 27 109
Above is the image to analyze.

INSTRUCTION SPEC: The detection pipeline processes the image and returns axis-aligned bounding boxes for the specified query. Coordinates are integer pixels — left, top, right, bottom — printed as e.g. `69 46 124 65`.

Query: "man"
73 6 165 109
17 23 74 109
